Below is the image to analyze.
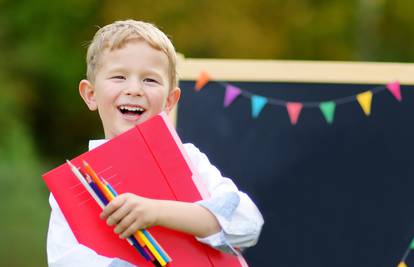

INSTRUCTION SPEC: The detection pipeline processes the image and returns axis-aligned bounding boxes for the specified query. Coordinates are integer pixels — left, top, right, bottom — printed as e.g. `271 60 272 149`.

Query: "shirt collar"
88 139 108 151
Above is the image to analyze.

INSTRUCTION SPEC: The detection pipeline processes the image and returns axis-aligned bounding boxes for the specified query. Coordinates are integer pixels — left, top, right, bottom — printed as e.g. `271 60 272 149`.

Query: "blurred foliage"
1 0 414 266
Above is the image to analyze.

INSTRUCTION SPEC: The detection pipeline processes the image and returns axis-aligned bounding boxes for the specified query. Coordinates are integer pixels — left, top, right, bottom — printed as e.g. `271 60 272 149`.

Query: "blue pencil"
130 235 152 261
89 182 109 205
104 179 118 197
143 229 170 263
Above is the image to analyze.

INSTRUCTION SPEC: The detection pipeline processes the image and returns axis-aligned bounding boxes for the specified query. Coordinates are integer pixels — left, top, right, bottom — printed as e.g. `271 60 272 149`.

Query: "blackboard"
175 59 414 267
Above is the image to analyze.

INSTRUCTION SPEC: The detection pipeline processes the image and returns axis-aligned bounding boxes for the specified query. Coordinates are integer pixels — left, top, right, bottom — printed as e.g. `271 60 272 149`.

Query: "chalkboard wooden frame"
177 55 414 84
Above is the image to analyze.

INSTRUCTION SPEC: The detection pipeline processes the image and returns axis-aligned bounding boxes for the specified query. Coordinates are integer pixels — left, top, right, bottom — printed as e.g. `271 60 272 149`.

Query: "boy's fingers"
100 195 126 219
120 220 141 239
114 212 135 234
106 202 131 226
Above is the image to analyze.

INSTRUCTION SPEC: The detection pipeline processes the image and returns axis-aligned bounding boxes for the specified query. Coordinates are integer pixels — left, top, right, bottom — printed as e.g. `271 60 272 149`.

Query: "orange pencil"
82 160 113 201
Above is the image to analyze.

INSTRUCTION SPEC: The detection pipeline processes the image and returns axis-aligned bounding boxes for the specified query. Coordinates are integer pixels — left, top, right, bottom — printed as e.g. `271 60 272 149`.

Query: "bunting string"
219 81 387 107
397 238 414 267
194 70 403 125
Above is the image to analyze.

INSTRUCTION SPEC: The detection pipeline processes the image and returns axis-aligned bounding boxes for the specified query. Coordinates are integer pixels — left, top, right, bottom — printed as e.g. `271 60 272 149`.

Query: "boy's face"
79 40 180 139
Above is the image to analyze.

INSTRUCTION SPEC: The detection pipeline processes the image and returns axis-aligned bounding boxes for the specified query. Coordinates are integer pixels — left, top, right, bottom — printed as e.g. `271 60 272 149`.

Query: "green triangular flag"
409 238 414 249
319 101 336 124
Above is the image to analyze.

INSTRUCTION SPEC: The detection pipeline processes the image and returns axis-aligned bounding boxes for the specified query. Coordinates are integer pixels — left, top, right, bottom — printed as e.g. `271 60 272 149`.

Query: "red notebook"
42 113 248 267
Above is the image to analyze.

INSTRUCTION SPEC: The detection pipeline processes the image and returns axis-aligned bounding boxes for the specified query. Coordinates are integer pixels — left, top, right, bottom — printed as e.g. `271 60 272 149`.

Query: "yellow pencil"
146 230 171 261
137 230 167 266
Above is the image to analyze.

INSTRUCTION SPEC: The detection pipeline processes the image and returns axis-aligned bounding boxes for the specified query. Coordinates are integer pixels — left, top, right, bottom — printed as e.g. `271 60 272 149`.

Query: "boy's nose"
123 81 144 96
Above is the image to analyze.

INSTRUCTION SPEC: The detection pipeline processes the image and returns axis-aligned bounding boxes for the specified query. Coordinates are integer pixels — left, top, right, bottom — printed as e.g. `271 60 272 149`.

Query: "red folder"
42 113 248 267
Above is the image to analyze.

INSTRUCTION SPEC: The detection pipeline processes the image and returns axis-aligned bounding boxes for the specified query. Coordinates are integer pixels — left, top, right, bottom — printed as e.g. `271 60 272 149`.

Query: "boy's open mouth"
118 105 145 116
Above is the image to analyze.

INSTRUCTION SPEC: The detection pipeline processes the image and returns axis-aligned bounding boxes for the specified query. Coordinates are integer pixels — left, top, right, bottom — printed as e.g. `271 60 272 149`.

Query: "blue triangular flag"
251 95 268 118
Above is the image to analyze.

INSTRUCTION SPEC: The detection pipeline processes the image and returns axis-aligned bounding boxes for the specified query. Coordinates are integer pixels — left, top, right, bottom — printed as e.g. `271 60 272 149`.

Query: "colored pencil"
83 160 113 201
67 160 150 261
67 160 105 209
143 229 171 263
81 160 170 266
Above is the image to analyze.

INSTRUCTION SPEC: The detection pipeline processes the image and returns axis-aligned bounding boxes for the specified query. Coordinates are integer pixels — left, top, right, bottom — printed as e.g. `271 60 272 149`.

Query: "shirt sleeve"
47 194 135 267
184 143 264 254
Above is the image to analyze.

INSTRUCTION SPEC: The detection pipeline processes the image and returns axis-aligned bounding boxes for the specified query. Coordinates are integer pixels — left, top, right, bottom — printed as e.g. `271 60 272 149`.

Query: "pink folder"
42 113 248 267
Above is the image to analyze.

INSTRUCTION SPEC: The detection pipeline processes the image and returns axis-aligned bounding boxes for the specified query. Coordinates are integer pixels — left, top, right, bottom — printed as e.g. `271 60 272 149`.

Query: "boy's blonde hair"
86 20 178 89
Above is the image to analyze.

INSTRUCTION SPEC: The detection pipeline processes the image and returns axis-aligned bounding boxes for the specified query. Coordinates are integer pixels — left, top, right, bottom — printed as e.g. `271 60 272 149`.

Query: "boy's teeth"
119 105 145 114
120 106 144 111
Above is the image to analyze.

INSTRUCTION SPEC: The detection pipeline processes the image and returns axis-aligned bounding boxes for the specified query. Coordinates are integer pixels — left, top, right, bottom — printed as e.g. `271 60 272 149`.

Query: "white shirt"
47 142 264 266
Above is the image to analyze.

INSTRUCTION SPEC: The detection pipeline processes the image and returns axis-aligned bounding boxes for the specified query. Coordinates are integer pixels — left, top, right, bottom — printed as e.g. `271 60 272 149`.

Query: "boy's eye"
111 75 126 80
144 78 158 83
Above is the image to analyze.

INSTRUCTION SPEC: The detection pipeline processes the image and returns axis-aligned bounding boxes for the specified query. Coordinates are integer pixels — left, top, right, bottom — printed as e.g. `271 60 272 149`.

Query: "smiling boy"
79 35 180 138
47 20 263 267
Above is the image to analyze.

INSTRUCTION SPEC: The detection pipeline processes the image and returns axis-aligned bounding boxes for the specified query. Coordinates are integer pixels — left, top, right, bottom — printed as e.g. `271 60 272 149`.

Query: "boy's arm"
186 144 264 253
47 194 135 267
101 192 221 239
101 143 263 255
195 190 263 253
156 200 222 237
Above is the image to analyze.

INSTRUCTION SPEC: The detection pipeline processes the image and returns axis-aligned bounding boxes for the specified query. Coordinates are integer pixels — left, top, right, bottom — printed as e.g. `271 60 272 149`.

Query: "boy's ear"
165 87 181 114
79 79 98 111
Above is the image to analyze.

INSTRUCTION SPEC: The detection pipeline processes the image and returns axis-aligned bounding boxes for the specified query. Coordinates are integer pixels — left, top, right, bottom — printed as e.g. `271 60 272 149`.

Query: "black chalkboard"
176 80 414 267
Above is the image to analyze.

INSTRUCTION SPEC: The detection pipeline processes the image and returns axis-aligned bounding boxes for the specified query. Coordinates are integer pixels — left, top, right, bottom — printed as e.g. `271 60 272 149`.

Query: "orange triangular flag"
356 91 373 116
195 71 211 91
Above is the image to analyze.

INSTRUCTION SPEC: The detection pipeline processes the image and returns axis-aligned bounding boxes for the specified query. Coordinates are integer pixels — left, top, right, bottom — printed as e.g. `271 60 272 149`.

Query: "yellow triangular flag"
398 261 407 267
356 91 373 116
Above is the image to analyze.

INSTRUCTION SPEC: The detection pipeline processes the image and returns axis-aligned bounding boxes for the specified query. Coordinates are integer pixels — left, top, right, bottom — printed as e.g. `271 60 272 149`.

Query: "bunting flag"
195 70 210 91
397 238 414 267
356 91 373 116
251 95 268 118
319 101 336 124
192 71 404 125
224 84 242 107
387 81 402 101
286 102 303 125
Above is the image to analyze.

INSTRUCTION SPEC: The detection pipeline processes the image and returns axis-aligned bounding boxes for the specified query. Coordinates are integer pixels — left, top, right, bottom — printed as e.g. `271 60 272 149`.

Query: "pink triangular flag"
224 85 242 107
286 102 303 125
386 81 402 101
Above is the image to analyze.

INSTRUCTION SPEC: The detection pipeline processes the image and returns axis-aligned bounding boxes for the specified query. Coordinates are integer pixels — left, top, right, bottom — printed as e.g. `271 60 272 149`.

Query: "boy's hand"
100 193 160 239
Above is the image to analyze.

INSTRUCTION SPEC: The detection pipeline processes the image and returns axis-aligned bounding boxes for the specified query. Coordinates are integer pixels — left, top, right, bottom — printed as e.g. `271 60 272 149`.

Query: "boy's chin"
105 115 155 138
118 117 149 132
105 124 136 139
122 112 152 125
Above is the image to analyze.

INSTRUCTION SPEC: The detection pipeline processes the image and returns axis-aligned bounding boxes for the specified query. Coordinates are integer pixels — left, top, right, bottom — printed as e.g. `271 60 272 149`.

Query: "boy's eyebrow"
106 64 164 74
142 68 165 78
105 66 166 81
106 65 127 73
